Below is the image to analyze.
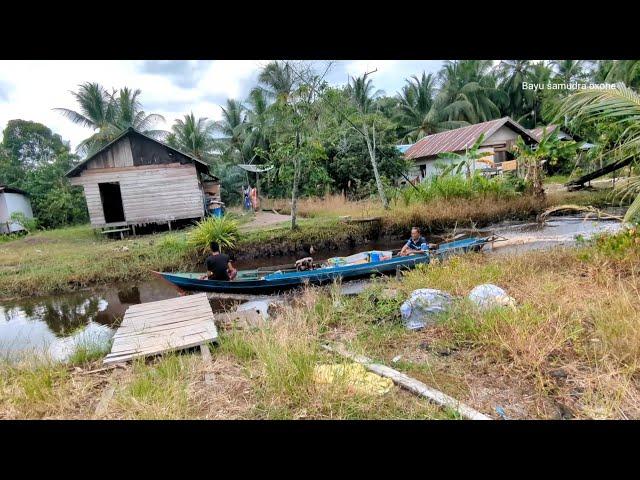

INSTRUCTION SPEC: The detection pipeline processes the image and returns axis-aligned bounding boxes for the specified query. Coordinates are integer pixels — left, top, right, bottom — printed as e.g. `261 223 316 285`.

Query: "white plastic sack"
468 284 516 310
400 288 453 330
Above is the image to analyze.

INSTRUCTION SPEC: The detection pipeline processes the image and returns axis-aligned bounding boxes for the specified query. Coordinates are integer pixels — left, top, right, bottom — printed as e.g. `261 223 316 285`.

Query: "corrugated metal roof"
404 117 536 160
530 124 559 140
530 125 576 142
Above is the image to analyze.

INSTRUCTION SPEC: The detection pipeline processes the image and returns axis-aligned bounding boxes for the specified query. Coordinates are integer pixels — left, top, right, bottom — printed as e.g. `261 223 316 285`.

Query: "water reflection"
0 278 181 362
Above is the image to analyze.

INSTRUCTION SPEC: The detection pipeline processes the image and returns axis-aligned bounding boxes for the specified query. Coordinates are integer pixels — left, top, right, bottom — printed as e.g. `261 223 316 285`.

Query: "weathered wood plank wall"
71 164 203 226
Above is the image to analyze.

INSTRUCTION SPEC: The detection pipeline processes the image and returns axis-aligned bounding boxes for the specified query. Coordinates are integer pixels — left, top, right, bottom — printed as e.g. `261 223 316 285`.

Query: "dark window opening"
98 182 125 223
419 164 427 179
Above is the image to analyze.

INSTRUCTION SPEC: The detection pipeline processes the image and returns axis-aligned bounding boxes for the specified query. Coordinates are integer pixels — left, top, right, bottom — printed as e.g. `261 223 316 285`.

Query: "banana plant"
438 133 487 179
512 127 577 198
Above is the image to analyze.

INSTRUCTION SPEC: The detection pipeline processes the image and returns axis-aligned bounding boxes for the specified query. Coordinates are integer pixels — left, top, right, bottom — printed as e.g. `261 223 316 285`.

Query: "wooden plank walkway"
104 293 218 365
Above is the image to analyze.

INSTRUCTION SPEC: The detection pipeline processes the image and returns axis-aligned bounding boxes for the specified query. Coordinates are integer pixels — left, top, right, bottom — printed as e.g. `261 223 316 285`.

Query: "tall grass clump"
397 174 520 207
187 215 239 253
67 337 112 366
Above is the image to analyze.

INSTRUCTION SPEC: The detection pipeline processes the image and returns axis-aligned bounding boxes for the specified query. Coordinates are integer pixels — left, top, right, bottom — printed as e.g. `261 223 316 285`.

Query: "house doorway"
98 182 125 223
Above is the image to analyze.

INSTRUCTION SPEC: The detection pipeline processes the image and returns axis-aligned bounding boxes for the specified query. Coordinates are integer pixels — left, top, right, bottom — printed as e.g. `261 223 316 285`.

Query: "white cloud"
0 59 443 152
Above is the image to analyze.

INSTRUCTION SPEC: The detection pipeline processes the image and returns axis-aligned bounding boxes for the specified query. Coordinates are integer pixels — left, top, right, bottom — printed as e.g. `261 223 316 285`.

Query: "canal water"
0 215 625 362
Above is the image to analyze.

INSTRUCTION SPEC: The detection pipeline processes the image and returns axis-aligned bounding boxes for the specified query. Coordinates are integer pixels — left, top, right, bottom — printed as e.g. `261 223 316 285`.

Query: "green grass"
544 174 570 184
67 338 112 366
116 354 192 419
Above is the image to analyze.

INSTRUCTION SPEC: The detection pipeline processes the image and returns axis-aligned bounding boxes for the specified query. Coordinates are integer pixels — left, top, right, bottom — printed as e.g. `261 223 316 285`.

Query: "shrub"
187 215 239 253
9 211 38 233
396 173 519 206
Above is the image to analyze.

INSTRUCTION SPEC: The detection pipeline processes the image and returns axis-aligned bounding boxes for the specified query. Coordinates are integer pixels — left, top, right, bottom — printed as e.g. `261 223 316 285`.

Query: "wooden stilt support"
200 343 215 385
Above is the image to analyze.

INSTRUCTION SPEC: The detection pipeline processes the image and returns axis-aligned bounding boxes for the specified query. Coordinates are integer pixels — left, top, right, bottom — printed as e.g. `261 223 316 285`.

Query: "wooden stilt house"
66 127 220 232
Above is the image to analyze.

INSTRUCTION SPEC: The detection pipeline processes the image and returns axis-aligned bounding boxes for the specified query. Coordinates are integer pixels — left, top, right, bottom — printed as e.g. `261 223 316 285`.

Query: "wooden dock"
104 293 218 365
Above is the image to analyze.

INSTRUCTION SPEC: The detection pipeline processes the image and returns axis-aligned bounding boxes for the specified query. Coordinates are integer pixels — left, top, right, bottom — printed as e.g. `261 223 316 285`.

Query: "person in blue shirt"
399 226 435 256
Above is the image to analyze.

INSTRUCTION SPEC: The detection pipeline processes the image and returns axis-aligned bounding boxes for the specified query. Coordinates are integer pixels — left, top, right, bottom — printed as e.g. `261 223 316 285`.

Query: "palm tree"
605 60 640 90
55 82 165 156
257 61 295 104
110 87 166 137
347 72 384 114
54 82 118 155
395 72 467 141
243 88 272 162
437 60 508 124
517 61 553 127
166 113 216 161
212 99 247 161
497 60 535 121
552 60 587 84
555 83 640 221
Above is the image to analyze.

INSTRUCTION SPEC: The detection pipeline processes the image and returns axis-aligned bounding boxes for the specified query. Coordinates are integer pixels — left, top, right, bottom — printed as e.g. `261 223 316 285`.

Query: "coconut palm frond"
53 108 96 129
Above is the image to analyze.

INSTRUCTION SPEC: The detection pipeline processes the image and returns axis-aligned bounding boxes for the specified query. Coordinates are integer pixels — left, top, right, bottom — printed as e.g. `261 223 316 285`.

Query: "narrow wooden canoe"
153 236 490 294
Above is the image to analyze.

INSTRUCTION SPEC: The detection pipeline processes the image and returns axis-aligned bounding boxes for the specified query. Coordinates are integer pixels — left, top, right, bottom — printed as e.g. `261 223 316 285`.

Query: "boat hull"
154 236 490 294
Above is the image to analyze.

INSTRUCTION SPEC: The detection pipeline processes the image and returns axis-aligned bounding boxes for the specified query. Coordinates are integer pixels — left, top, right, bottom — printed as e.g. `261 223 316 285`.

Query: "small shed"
66 128 220 230
0 185 34 234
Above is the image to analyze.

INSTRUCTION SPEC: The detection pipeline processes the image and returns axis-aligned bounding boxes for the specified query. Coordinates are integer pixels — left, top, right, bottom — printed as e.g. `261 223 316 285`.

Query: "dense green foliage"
5 60 640 230
0 120 88 228
393 173 522 206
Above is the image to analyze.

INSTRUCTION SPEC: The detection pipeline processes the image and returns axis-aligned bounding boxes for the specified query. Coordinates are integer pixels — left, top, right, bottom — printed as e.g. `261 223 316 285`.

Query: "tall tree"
110 87 166 136
395 72 467 141
212 99 247 161
348 73 389 209
1 120 88 228
554 83 640 221
55 82 165 156
552 60 587 84
497 60 535 122
346 72 383 113
257 61 295 104
437 60 508 124
243 88 272 163
166 113 216 161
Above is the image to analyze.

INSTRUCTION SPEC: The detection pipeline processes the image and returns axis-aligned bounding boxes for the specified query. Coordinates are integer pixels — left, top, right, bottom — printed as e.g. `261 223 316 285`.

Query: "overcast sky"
0 60 445 152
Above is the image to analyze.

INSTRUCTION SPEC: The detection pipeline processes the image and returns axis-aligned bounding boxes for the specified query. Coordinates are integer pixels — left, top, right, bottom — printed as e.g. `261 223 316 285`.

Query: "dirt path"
239 211 291 232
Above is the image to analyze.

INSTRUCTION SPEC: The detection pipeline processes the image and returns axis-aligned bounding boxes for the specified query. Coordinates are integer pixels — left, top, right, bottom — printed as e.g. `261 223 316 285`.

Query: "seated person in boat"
399 227 435 256
202 241 237 281
295 244 316 271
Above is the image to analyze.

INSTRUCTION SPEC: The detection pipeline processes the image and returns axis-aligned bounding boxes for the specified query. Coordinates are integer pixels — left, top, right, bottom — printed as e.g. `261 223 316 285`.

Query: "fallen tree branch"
537 204 624 223
73 364 126 376
321 343 492 420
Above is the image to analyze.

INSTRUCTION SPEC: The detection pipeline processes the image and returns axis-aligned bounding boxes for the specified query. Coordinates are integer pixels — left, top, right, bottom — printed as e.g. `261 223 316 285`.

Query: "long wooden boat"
153 236 492 294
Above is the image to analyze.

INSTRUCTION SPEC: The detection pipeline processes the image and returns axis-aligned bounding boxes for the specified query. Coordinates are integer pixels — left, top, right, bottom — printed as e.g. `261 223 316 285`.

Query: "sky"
0 60 444 151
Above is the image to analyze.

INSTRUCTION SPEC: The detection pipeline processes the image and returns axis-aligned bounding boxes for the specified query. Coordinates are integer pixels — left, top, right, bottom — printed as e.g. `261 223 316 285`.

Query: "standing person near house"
399 227 436 256
201 241 237 281
250 186 259 212
243 186 252 211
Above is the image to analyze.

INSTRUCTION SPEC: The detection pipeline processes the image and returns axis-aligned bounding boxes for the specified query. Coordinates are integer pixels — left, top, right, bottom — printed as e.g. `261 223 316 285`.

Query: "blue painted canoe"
153 236 491 294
